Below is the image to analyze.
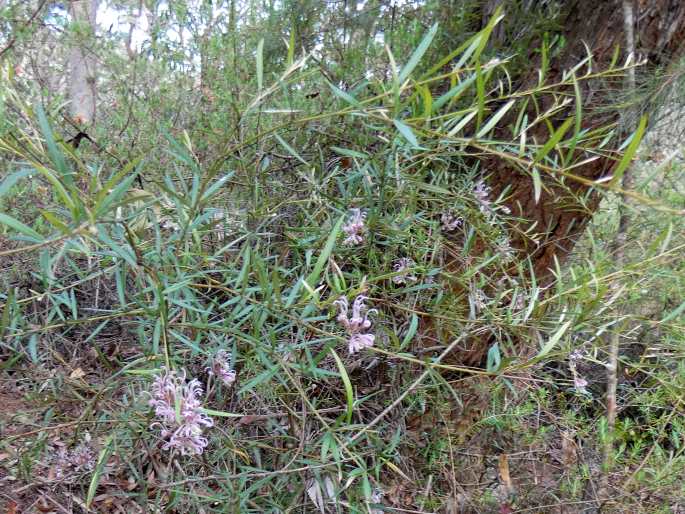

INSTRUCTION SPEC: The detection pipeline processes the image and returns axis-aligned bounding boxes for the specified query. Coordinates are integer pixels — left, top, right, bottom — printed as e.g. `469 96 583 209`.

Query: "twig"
603 0 637 488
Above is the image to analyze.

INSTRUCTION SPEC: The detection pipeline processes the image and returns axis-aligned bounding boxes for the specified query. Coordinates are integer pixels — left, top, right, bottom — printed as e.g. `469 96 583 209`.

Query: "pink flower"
574 375 589 394
440 211 463 232
348 333 375 354
207 350 236 386
342 208 367 246
148 368 213 456
334 295 377 355
392 257 418 285
474 179 510 216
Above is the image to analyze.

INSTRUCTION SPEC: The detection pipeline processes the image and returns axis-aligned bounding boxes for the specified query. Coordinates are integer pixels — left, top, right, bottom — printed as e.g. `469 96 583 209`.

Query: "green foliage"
0 1 683 512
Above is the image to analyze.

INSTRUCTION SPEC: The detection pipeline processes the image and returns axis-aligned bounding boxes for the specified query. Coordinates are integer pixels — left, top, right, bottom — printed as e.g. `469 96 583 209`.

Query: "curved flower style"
334 295 377 355
206 350 237 386
342 208 367 246
149 368 214 456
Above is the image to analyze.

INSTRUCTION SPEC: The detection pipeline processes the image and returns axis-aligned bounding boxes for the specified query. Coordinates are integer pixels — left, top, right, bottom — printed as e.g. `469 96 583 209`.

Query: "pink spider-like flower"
392 257 418 285
334 295 377 355
206 350 236 386
474 179 493 214
440 211 463 232
148 368 214 456
342 208 367 246
474 179 510 216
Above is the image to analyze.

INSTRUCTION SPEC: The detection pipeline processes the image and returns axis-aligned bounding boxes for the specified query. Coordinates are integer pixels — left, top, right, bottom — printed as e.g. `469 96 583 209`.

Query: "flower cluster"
149 368 213 456
569 350 589 395
207 350 236 386
392 257 418 285
440 211 463 232
473 179 510 216
342 208 367 246
334 295 377 355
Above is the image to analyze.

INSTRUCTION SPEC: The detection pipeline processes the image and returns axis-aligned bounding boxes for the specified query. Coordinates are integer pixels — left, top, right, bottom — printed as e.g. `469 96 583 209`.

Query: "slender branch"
604 0 637 480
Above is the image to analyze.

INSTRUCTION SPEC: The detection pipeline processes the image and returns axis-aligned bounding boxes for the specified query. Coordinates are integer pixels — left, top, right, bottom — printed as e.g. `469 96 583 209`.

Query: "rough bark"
68 0 98 127
484 0 685 281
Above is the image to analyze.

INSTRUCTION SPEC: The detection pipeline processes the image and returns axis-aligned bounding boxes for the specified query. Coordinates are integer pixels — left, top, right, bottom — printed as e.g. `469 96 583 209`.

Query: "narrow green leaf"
94 157 142 205
661 299 685 324
86 434 115 508
330 146 367 159
0 288 14 339
537 320 572 358
28 334 38 363
611 115 647 186
531 167 542 204
533 117 574 165
200 171 234 202
486 342 501 372
0 212 42 240
198 408 242 418
433 74 477 112
256 39 264 91
305 215 344 289
287 26 296 66
400 313 418 350
476 99 515 138
398 22 438 84
328 82 361 107
274 134 309 166
394 119 419 147
330 348 354 424
417 84 432 119
40 210 69 233
0 169 32 198
36 105 70 184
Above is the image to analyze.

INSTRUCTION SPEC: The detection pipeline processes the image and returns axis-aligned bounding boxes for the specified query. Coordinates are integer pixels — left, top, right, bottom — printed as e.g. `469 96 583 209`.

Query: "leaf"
198 408 243 418
36 105 70 184
305 215 344 290
400 313 419 350
256 39 264 91
486 342 501 372
200 171 234 202
533 117 574 165
328 82 361 108
537 320 572 359
330 348 354 424
447 109 478 136
27 334 38 363
275 134 309 166
417 84 432 119
0 169 32 199
532 167 542 204
0 288 14 339
287 26 296 66
398 22 438 84
661 299 685 324
611 115 647 186
40 210 69 233
0 212 42 240
86 434 115 508
476 99 515 138
433 74 477 112
393 119 419 147
330 146 367 159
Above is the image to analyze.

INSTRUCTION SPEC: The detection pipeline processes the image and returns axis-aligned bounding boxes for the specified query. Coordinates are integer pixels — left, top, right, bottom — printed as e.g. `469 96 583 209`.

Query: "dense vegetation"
0 1 684 512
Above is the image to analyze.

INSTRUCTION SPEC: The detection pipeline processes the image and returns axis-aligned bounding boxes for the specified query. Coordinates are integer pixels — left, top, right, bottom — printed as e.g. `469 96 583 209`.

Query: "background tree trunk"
484 0 685 281
68 0 98 127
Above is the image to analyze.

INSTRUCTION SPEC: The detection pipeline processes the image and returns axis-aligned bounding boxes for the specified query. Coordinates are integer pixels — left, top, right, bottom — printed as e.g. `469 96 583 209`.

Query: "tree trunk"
484 0 685 281
68 0 98 127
